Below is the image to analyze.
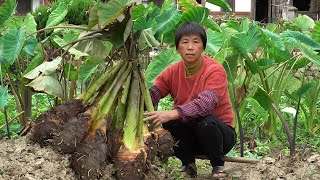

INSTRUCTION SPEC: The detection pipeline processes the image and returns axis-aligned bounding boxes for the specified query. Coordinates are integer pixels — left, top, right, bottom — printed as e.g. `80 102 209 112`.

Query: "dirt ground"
0 137 319 180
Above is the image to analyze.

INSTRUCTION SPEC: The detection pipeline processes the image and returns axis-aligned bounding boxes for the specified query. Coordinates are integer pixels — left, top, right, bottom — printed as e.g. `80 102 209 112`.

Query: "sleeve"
176 90 218 122
149 86 163 110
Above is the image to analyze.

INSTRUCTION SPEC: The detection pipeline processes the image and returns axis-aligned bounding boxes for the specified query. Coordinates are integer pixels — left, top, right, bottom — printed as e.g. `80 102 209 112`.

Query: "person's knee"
197 115 219 129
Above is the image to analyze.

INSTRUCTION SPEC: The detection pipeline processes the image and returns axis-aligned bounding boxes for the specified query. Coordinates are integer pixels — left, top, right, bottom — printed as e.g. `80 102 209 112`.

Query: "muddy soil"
0 137 319 180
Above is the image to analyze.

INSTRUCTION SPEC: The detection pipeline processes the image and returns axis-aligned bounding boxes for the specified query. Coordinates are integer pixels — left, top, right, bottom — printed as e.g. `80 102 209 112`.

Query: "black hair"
175 22 207 49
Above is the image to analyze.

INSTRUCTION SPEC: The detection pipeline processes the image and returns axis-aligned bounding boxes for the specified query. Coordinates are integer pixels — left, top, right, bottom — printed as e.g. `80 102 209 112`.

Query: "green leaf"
46 3 68 27
23 53 45 75
223 53 239 81
202 18 221 32
138 28 160 50
0 85 8 109
245 97 268 123
0 37 4 65
240 18 251 32
145 48 181 88
290 57 310 69
98 0 128 28
75 39 109 59
23 36 38 56
293 15 315 31
3 26 26 65
253 86 272 111
230 26 262 74
296 82 313 96
88 5 99 29
281 30 320 50
262 29 285 51
53 35 88 59
206 29 223 56
312 21 320 44
132 4 146 20
214 48 231 64
24 57 62 80
268 48 291 63
180 6 209 23
134 17 157 32
155 5 181 36
109 16 130 48
206 0 232 11
178 0 197 11
298 43 320 66
24 13 37 37
78 57 103 83
26 73 63 98
257 58 274 70
0 0 16 29
231 26 263 54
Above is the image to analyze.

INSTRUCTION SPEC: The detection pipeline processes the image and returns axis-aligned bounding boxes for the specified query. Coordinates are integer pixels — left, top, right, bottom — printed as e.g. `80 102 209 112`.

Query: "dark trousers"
163 115 236 167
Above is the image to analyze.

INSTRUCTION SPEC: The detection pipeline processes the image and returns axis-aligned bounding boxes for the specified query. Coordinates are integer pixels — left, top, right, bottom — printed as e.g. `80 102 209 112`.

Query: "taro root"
31 62 174 180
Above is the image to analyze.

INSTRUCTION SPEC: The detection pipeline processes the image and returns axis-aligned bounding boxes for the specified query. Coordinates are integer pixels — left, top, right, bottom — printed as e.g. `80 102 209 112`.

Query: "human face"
176 35 204 68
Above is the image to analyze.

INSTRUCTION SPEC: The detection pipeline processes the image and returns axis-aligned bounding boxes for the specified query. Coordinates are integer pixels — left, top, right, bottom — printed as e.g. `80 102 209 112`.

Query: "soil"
0 137 319 180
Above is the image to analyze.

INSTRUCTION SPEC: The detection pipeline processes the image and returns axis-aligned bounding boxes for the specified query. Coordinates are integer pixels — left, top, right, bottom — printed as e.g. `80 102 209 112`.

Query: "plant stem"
271 103 294 156
26 25 95 37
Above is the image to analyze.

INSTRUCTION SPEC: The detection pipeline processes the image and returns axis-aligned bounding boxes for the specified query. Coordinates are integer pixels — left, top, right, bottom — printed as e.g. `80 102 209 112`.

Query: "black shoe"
180 163 197 178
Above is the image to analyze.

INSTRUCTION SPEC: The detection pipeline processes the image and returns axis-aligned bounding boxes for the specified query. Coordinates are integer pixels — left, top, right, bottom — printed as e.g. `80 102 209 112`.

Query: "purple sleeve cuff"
150 86 163 110
176 90 218 122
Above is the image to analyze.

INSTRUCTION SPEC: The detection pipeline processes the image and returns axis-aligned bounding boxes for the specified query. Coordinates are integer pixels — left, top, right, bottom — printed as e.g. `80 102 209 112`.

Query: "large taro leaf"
75 39 109 59
281 30 320 50
78 56 103 83
206 0 232 11
24 13 37 37
97 0 129 28
0 0 16 29
145 48 181 88
26 73 63 98
45 3 68 27
110 15 130 49
206 29 223 56
132 4 146 20
256 58 275 70
138 28 160 50
268 48 291 63
245 97 268 124
240 18 251 32
134 17 157 33
178 0 197 11
3 26 26 65
298 43 320 66
88 5 99 29
230 26 262 74
53 36 88 60
223 53 239 82
293 15 315 32
0 85 8 109
253 86 272 111
0 38 4 65
262 29 285 51
312 21 320 44
155 5 181 36
23 53 45 75
180 6 209 24
23 36 38 56
290 57 310 70
202 18 221 32
24 57 62 80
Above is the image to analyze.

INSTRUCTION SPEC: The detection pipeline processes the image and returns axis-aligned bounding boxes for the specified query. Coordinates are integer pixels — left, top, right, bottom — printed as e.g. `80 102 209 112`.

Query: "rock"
307 154 320 163
263 157 276 164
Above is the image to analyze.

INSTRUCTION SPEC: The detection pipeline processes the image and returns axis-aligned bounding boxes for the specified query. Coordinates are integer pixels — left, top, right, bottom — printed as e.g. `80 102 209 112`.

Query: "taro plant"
25 0 234 179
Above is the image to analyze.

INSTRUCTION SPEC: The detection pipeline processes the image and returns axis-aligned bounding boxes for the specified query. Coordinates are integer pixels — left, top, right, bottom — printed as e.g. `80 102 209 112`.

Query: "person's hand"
143 110 179 128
